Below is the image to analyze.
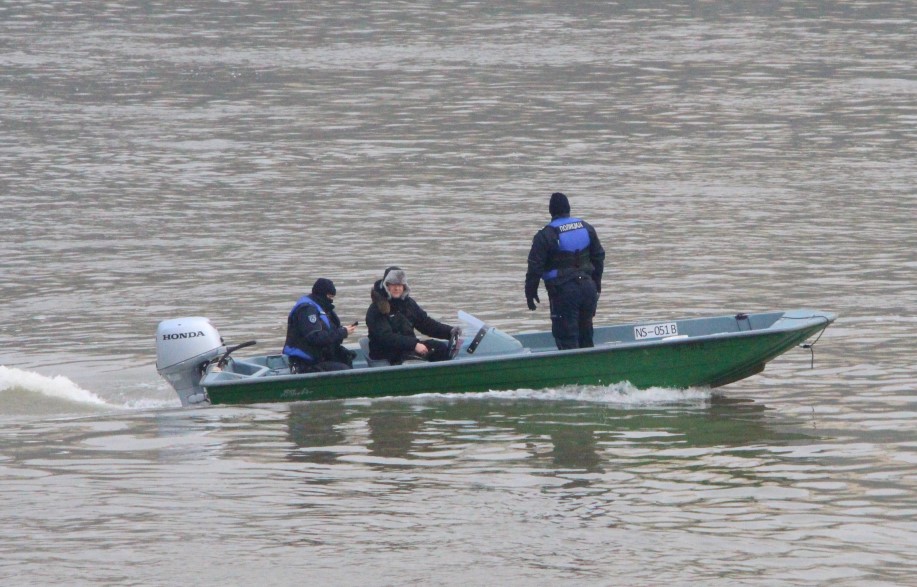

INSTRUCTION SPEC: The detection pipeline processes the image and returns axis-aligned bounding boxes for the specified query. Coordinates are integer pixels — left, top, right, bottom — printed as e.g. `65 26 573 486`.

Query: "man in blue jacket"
525 192 606 349
283 278 357 373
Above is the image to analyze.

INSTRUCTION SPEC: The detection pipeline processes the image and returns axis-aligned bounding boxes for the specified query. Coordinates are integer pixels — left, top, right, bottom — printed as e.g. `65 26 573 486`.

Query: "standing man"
283 278 357 373
525 192 605 349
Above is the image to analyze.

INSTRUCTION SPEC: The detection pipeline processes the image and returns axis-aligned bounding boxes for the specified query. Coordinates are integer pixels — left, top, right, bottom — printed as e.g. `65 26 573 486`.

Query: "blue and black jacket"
525 215 605 299
282 294 347 363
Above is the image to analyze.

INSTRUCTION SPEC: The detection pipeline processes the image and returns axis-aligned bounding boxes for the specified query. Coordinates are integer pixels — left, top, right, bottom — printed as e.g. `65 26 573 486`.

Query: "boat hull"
200 311 834 405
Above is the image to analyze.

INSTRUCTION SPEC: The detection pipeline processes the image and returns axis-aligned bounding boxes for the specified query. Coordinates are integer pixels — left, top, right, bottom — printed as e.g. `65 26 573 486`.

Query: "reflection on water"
287 400 350 465
285 396 810 476
0 392 912 585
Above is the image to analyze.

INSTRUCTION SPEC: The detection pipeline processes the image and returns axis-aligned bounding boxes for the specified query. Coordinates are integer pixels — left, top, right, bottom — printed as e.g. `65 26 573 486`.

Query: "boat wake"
1 365 712 414
382 382 714 407
516 382 714 406
0 365 187 417
0 365 117 416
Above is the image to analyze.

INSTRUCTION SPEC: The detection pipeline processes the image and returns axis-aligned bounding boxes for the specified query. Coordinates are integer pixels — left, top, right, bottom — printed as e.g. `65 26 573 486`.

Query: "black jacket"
365 280 453 364
525 215 605 300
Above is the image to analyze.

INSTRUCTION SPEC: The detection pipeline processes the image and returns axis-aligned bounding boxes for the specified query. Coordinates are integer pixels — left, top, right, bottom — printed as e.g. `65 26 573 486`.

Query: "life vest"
282 295 332 362
543 217 593 282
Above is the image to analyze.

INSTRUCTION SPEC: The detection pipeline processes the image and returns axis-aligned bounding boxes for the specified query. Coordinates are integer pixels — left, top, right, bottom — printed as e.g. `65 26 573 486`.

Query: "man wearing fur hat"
366 267 460 365
526 192 606 349
283 278 357 373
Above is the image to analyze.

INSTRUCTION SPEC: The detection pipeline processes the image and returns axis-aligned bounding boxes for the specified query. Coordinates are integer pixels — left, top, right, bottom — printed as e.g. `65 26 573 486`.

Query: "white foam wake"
504 382 714 405
374 381 713 407
0 365 109 406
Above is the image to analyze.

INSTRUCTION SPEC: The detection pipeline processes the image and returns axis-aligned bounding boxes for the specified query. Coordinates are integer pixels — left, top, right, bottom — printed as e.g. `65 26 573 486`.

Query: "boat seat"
359 337 390 367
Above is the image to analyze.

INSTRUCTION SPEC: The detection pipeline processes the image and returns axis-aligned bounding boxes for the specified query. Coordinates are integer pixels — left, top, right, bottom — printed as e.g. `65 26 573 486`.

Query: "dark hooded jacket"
365 279 453 364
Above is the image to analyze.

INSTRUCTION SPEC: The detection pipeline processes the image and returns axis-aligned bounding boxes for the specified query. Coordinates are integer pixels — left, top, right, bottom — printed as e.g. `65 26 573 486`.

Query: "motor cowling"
156 317 224 406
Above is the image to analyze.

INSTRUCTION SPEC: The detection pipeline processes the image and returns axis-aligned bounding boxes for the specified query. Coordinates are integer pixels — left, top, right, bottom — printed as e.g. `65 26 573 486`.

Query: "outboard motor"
156 317 224 406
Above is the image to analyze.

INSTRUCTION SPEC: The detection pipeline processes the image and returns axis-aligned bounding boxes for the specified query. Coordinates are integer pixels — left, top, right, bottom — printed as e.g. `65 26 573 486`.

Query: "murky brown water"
1 1 914 585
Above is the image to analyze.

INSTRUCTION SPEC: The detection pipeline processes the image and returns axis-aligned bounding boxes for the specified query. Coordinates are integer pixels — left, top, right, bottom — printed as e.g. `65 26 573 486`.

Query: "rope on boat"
798 315 832 369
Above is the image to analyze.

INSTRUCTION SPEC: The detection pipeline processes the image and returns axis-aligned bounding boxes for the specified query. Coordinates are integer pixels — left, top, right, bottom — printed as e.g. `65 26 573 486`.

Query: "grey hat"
382 267 410 298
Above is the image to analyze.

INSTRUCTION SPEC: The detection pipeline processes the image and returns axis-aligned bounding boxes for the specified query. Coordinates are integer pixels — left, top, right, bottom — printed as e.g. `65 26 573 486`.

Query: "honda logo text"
162 331 206 340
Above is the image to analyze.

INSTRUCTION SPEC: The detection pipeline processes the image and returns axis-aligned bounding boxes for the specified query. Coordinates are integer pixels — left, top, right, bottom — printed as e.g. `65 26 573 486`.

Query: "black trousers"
392 339 450 364
548 276 598 350
421 339 451 362
289 356 351 374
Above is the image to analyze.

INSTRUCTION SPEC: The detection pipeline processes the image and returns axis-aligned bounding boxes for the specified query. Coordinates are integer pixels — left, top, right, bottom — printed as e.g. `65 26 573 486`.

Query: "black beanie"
549 192 571 218
311 278 336 297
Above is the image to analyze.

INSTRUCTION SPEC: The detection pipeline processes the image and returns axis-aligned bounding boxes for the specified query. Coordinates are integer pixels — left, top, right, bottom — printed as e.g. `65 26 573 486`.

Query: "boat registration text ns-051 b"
634 322 678 340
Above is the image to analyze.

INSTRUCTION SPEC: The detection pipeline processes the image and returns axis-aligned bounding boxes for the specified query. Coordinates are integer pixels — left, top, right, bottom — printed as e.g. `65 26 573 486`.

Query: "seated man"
283 278 357 373
365 267 459 365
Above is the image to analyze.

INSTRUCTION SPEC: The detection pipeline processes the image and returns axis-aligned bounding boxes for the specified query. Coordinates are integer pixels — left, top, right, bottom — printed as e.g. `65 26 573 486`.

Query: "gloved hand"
526 293 540 311
450 326 462 338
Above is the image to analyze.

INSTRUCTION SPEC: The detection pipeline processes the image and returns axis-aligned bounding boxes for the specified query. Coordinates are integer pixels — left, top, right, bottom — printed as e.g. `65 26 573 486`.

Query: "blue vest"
543 217 593 282
282 295 332 362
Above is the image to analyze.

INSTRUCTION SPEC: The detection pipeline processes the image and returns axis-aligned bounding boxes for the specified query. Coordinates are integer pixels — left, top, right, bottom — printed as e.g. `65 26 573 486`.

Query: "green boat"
156 309 835 407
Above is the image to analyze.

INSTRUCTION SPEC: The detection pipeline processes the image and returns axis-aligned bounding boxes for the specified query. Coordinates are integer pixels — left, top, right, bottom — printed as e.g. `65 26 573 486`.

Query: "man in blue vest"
283 278 357 373
525 192 606 349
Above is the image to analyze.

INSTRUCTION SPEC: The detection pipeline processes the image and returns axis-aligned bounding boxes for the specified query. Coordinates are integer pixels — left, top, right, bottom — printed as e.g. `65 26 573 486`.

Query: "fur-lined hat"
382 266 409 294
371 266 410 314
371 279 390 314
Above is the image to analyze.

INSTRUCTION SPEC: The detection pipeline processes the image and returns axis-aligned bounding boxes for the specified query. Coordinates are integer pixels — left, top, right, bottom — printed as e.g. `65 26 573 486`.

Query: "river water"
1 2 915 585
